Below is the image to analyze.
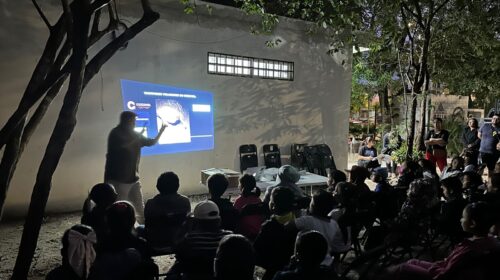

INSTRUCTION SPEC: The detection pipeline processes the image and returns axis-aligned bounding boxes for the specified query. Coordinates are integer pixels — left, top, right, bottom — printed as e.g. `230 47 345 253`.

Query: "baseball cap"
191 200 220 220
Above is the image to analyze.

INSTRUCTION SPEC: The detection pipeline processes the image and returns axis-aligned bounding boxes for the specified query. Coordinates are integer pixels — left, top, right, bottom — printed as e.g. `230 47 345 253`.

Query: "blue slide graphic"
120 79 214 155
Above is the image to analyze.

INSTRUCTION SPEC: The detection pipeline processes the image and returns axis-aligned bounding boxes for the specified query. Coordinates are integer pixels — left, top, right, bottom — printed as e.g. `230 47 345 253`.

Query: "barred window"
208 52 294 81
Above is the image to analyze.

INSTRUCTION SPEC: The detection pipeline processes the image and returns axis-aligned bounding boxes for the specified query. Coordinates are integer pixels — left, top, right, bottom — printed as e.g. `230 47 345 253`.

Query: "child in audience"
170 200 231 280
207 173 239 231
387 202 500 280
233 174 264 240
96 201 150 259
461 171 484 202
254 187 298 280
371 168 398 222
144 171 191 248
371 168 390 193
214 234 256 280
440 156 464 179
81 183 117 241
273 231 338 280
46 224 97 280
288 189 347 265
437 176 467 242
327 170 347 193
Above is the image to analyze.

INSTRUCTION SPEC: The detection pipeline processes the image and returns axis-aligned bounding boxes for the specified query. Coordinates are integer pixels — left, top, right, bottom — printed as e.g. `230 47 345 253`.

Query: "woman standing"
461 117 480 166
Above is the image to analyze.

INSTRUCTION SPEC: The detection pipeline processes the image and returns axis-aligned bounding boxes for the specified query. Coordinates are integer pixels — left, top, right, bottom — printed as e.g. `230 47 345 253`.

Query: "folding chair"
290 143 307 169
239 144 258 172
263 144 281 168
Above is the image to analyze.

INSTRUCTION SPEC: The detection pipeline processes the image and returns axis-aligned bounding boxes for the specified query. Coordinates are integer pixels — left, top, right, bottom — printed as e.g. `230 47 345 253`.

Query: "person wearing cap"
104 111 166 223
263 165 307 207
170 200 231 280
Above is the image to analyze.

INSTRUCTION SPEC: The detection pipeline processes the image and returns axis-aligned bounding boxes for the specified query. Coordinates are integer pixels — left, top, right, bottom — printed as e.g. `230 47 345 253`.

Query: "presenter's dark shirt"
479 124 500 154
425 129 449 152
104 125 156 183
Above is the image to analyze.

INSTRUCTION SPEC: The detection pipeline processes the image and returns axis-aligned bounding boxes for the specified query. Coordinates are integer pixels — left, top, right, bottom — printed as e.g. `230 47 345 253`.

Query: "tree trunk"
417 93 427 151
406 93 418 160
0 77 66 220
10 5 159 278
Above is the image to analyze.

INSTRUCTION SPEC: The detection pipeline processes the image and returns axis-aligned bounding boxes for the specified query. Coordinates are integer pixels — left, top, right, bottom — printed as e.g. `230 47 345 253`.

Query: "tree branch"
32 0 52 30
90 0 112 13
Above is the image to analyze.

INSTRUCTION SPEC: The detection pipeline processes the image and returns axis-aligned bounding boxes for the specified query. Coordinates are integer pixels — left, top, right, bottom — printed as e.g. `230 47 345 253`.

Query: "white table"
256 172 328 194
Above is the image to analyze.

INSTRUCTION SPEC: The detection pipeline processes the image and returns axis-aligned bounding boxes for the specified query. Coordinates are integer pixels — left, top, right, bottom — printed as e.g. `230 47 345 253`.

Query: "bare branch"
32 0 52 30
91 9 102 37
90 0 112 13
401 2 424 29
432 0 451 18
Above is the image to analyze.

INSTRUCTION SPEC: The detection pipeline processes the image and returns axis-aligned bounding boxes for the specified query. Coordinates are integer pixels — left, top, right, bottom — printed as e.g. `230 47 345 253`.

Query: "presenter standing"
104 111 166 223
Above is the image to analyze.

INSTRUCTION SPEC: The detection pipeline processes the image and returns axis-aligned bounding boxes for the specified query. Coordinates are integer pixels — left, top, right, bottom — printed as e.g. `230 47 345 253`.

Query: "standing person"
104 111 166 223
461 117 480 166
424 118 449 172
478 114 500 176
358 137 379 169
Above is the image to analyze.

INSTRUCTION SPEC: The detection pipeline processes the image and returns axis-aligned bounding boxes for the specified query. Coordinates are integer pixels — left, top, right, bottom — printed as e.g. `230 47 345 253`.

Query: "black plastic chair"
303 145 322 175
263 144 281 168
239 144 258 172
290 143 307 169
316 144 337 172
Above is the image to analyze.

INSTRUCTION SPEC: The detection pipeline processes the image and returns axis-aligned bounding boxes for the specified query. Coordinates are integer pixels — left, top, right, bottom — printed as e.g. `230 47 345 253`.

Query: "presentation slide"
120 79 214 155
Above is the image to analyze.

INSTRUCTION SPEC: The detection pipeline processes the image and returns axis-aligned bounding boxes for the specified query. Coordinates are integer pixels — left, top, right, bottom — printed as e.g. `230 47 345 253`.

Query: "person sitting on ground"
96 201 150 259
371 168 391 193
214 234 256 280
254 187 298 280
326 169 347 193
81 183 117 241
461 171 484 202
358 136 380 169
437 176 468 242
441 156 464 180
46 224 97 280
263 165 307 208
170 200 231 280
287 189 348 265
233 174 265 240
207 173 239 232
144 171 191 248
272 231 339 280
386 202 500 280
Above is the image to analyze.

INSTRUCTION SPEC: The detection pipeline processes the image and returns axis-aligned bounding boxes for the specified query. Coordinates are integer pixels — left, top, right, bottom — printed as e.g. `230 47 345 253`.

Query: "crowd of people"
44 112 500 279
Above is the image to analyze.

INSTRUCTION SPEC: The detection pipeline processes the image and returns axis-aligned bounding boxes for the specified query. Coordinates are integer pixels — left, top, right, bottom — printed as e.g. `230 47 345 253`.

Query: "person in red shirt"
386 201 500 280
233 174 264 240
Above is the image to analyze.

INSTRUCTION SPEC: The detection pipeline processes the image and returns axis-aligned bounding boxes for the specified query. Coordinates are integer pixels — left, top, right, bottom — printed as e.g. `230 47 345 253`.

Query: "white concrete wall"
0 0 351 218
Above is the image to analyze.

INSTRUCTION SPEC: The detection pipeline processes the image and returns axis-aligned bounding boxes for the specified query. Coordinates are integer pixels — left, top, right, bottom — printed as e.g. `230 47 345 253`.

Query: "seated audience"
272 231 338 280
207 173 239 231
89 248 156 280
288 189 347 264
254 187 298 280
46 224 97 280
96 201 150 259
371 168 398 222
144 171 190 248
437 176 468 242
233 174 265 240
386 202 500 280
170 200 231 280
461 171 484 202
327 169 347 193
214 234 256 280
440 156 464 180
349 166 375 218
463 152 477 172
263 165 307 207
397 160 422 189
81 183 117 241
